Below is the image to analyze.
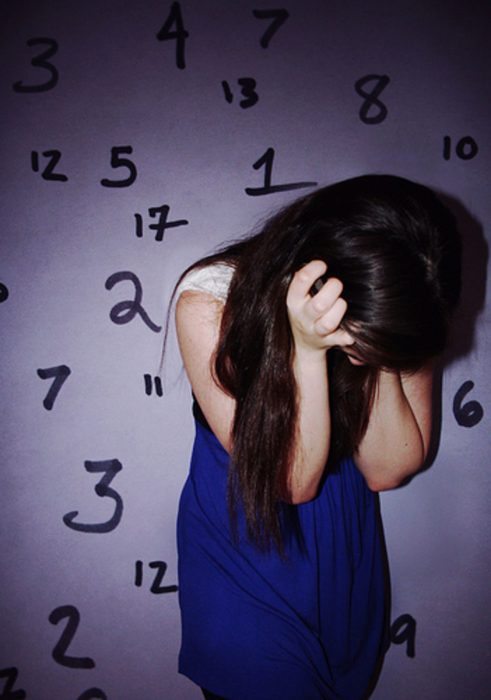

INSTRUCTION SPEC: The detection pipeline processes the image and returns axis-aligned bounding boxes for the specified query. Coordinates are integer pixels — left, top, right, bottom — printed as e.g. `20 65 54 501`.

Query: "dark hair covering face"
171 174 462 551
285 175 461 369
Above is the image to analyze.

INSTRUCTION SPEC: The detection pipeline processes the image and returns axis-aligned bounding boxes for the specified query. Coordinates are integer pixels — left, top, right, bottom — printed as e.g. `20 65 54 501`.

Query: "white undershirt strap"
175 262 234 302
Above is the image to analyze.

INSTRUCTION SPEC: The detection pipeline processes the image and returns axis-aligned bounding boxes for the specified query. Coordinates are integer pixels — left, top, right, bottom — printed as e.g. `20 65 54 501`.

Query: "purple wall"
1 1 489 698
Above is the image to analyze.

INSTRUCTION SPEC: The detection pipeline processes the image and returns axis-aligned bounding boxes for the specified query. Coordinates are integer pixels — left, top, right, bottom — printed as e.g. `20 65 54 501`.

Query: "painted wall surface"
1 1 489 698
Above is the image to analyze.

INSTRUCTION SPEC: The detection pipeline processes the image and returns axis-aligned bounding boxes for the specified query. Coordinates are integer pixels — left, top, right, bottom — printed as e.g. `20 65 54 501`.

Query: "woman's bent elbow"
365 475 403 492
364 461 424 492
288 491 318 505
284 480 320 505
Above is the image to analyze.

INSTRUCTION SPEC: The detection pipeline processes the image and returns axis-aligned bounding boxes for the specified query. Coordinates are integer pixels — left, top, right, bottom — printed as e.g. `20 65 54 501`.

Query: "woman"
171 174 461 699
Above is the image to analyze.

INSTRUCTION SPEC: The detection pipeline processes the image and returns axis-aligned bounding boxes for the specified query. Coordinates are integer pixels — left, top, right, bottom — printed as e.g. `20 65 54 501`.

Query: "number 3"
13 37 59 93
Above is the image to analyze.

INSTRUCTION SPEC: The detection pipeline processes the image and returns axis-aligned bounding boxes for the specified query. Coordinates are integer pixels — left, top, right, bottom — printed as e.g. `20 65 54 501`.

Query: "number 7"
252 9 290 48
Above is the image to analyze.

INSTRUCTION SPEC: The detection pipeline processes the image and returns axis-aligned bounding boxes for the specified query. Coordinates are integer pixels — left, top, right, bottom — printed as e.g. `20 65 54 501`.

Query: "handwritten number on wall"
37 365 71 410
144 374 163 396
453 380 484 428
0 667 26 700
443 136 479 161
49 605 96 669
63 459 123 533
29 146 140 185
157 1 188 69
390 613 416 657
13 38 59 92
252 9 290 48
105 271 162 332
245 147 317 196
0 284 9 303
77 690 107 700
135 560 178 593
222 78 259 108
31 150 68 181
354 74 390 124
134 205 189 241
222 81 234 103
100 146 137 188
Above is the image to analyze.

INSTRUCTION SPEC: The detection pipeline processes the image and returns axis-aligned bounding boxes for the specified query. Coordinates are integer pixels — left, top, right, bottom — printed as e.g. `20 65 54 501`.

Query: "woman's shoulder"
175 262 235 302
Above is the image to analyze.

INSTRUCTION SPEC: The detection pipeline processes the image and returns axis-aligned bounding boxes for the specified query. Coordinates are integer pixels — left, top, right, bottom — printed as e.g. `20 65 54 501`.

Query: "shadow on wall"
441 191 488 363
416 190 487 473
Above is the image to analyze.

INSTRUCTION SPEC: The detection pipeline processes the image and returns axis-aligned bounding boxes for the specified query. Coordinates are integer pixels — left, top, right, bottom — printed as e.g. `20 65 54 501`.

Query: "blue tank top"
177 404 387 699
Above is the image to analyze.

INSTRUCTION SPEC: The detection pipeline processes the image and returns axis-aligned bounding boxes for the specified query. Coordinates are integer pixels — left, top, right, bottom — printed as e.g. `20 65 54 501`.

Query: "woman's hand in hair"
286 260 354 355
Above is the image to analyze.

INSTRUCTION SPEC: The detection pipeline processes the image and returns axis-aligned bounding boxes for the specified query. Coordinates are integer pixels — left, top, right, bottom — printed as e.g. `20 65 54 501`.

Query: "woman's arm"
354 362 434 491
285 261 354 502
175 290 235 452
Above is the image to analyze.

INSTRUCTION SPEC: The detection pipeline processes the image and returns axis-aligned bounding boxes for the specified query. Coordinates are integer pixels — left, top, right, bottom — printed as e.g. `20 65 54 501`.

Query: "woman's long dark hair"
168 174 462 551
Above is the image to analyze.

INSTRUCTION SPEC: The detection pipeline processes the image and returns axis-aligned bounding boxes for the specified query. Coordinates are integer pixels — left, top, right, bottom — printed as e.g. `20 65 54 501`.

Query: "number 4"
157 2 189 69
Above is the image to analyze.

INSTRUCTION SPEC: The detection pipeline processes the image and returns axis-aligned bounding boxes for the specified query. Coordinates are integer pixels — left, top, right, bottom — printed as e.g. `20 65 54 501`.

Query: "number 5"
100 146 137 188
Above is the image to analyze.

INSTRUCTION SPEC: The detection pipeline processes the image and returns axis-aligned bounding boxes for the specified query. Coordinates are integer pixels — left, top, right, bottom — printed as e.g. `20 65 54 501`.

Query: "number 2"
49 605 95 669
0 667 26 699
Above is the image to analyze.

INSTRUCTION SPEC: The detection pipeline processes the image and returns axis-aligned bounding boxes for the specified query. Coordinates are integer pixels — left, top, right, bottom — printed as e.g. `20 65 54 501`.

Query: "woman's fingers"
287 260 327 307
287 260 353 352
326 329 356 348
308 277 344 321
288 261 345 320
313 297 349 336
